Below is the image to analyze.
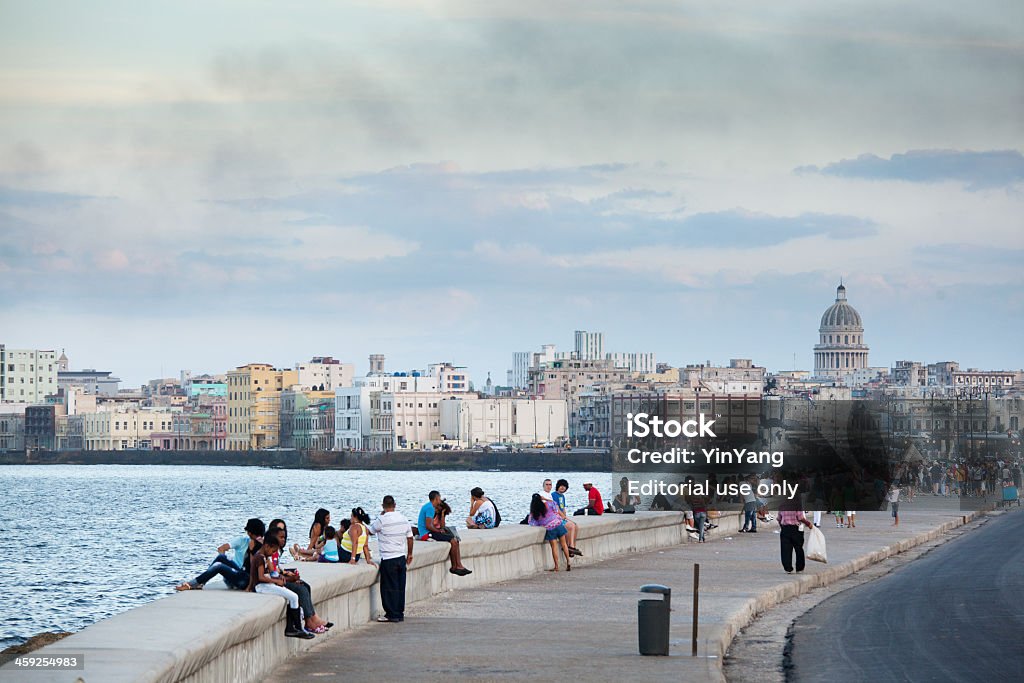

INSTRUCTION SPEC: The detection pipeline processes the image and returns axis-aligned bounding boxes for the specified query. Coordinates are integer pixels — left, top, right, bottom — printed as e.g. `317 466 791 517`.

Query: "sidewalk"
266 509 978 682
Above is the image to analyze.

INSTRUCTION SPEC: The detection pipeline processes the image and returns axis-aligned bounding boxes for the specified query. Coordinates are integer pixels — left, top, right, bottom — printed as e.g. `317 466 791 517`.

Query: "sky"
1 0 1022 387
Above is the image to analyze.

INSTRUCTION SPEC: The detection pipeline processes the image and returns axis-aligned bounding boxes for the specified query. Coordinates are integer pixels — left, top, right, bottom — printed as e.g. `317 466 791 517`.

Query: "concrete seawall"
0 449 613 471
0 511 737 682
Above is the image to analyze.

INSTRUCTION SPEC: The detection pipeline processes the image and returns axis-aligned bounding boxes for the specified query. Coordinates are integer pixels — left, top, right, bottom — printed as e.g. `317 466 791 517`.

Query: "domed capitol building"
814 282 869 379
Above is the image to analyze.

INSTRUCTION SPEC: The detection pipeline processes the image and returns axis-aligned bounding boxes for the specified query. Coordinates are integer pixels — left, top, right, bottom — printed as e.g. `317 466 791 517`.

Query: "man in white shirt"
368 495 414 622
539 478 554 501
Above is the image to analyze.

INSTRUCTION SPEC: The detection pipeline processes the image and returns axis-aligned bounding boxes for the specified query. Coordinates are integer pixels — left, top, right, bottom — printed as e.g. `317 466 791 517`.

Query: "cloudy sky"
1 0 1022 386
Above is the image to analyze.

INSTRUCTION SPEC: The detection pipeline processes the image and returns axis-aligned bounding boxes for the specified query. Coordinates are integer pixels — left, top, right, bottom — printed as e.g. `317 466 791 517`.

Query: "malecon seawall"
0 511 737 682
0 448 613 471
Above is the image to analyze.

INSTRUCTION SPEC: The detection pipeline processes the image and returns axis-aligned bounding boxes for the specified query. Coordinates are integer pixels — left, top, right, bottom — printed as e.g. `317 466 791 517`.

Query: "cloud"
0 185 101 207
796 149 1024 190
222 164 876 254
672 209 877 247
914 243 1024 269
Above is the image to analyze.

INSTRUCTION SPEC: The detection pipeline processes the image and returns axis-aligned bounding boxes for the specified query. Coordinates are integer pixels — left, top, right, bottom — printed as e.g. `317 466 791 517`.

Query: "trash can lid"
640 584 671 595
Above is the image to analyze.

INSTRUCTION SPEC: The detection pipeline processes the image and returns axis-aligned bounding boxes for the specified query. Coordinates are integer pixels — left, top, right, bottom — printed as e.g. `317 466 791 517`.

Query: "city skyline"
1 1 1022 387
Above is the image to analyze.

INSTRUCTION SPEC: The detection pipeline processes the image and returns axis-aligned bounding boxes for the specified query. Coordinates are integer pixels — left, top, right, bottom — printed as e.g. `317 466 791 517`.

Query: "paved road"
789 510 1024 683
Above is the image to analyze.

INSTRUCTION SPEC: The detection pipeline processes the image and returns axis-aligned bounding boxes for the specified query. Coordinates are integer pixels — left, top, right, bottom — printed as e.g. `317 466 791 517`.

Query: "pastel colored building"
226 364 298 451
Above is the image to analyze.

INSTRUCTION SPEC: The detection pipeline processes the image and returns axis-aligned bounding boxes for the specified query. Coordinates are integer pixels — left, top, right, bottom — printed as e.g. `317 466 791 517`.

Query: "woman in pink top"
528 494 572 572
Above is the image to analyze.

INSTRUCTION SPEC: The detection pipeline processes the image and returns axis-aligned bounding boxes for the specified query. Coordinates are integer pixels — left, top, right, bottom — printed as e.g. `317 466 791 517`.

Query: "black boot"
285 607 314 639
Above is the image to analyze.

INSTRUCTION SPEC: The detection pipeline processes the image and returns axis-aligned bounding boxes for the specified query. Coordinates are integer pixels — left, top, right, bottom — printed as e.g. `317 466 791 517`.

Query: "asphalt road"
788 510 1024 682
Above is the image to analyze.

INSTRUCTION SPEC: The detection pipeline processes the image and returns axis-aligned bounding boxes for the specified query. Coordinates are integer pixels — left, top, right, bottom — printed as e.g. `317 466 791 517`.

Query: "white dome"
819 284 863 330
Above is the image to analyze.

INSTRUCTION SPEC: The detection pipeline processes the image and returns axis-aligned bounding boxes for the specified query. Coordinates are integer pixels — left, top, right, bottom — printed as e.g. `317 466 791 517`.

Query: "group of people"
176 517 334 639
905 459 1020 498
172 479 651 634
290 507 375 565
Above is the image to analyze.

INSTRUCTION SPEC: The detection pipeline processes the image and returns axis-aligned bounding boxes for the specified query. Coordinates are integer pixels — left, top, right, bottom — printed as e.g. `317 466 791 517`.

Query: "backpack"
492 499 502 527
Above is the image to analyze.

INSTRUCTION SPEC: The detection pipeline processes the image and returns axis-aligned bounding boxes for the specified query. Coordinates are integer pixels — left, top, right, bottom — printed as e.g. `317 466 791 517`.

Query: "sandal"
310 624 328 634
175 582 199 591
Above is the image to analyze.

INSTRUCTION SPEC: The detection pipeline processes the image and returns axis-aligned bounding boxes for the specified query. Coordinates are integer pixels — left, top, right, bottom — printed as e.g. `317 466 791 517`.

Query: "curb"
705 508 988 682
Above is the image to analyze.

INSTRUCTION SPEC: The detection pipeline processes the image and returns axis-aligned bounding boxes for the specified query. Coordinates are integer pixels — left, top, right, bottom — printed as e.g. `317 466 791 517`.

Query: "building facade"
83 408 175 450
606 352 657 374
226 364 298 451
428 362 470 393
1 346 59 403
0 404 26 451
296 357 355 391
574 330 605 361
24 404 57 450
681 359 765 395
952 368 1018 393
439 397 569 447
57 369 121 396
281 389 336 450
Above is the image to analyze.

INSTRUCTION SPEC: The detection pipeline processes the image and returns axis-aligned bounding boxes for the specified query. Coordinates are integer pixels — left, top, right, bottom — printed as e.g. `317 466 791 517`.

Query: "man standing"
740 477 758 533
417 490 472 576
777 504 813 573
369 495 414 623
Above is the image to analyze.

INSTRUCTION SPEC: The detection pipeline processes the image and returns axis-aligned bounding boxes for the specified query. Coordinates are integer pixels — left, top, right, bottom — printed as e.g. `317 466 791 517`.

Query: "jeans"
743 504 757 531
693 512 707 542
780 525 805 572
379 556 407 620
285 580 316 617
255 583 298 608
193 553 248 590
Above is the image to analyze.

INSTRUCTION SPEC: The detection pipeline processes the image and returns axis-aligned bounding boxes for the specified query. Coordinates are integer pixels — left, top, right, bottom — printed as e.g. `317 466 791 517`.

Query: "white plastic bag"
805 525 827 563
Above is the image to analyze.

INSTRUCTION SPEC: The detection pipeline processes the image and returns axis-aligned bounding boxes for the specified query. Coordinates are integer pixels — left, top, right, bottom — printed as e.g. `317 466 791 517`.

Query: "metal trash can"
638 584 671 655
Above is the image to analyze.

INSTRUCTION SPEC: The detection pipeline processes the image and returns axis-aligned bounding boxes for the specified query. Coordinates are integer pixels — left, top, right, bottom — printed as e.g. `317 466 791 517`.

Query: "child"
887 482 901 526
248 534 314 639
319 526 340 562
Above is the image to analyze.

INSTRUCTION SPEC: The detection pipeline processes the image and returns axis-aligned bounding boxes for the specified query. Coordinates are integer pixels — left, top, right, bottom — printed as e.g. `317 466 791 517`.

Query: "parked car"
485 443 513 453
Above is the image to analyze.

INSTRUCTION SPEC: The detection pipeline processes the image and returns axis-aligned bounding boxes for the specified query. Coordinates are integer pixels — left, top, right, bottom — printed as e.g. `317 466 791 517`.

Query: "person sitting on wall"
266 525 332 634
318 525 341 562
611 476 640 514
573 482 604 515
246 532 314 640
552 479 582 556
292 508 330 562
176 517 264 591
466 487 499 529
340 507 375 565
417 490 472 576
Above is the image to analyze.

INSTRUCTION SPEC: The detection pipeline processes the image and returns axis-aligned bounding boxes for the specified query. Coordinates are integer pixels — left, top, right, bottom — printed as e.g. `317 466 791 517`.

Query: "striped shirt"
369 510 413 560
777 509 809 526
